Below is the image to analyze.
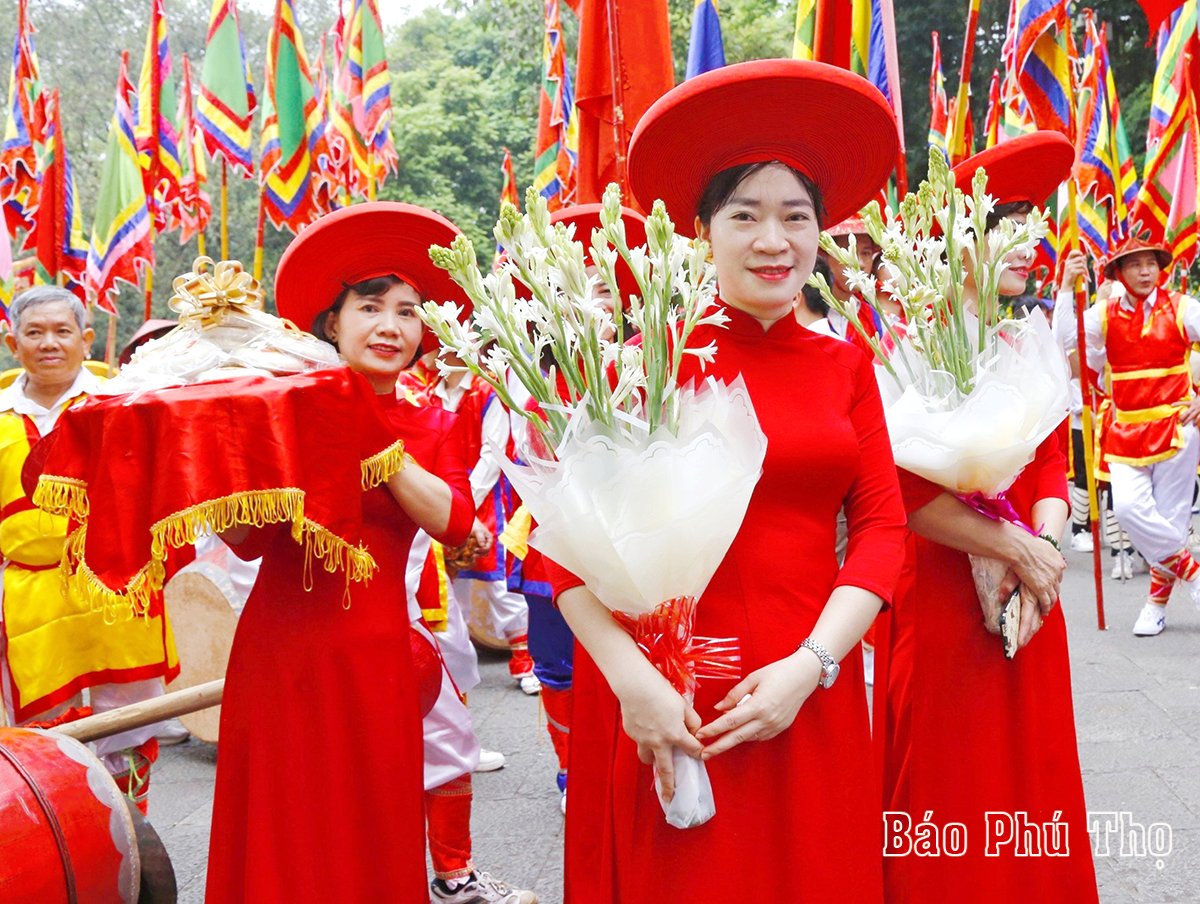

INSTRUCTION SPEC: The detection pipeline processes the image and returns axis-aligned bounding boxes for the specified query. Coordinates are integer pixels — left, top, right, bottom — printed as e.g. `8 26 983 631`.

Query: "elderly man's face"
4 301 94 386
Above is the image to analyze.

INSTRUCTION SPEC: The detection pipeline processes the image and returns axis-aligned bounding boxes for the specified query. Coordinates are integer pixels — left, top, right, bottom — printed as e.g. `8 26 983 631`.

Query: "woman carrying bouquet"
205 204 504 903
552 61 908 902
876 134 1099 902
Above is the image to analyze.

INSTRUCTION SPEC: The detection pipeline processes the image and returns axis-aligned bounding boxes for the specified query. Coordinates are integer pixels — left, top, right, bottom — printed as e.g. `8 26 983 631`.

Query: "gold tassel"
361 440 410 490
149 488 307 562
32 475 90 521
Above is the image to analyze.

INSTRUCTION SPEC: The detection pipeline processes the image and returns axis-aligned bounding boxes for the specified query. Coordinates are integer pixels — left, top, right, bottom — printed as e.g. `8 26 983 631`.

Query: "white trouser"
1110 427 1200 565
91 679 164 769
453 577 529 642
417 621 481 790
436 585 481 694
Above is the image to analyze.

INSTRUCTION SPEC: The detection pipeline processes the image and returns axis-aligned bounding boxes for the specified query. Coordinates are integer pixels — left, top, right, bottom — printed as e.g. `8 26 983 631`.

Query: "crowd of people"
1 59 1194 904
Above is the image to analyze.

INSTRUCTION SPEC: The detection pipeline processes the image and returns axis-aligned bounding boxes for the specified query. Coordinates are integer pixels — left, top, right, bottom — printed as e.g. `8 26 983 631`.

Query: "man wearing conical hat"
1061 233 1199 636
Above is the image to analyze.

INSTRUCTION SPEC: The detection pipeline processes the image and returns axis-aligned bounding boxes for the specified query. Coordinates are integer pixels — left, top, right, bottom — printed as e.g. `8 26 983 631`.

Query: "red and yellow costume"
1 375 177 723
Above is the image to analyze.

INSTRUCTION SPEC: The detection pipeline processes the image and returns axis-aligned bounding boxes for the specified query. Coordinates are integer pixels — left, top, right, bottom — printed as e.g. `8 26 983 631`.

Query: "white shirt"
431 374 509 509
0 368 102 437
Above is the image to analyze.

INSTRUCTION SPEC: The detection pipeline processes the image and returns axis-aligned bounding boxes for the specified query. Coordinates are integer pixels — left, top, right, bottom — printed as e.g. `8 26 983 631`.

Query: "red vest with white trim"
1099 289 1193 467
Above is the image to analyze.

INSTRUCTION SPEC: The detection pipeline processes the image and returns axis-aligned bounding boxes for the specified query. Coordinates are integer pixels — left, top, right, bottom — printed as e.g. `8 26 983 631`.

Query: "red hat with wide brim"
1101 232 1173 280
274 202 469 336
627 59 899 237
549 203 648 304
951 131 1075 206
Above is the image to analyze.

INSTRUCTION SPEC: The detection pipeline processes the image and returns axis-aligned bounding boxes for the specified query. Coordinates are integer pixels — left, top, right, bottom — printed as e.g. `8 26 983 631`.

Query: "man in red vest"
1066 237 1200 635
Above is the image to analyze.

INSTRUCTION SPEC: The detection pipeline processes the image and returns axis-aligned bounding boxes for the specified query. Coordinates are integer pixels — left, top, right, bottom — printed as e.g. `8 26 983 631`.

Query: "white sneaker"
474 748 506 773
862 646 875 687
1111 552 1132 580
560 788 567 815
1069 531 1094 553
517 673 542 696
1133 603 1167 636
431 871 538 904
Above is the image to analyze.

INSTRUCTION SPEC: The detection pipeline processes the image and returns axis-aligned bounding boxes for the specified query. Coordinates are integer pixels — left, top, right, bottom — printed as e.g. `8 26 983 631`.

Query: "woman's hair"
311 274 406 344
985 200 1034 233
696 161 825 230
800 257 833 317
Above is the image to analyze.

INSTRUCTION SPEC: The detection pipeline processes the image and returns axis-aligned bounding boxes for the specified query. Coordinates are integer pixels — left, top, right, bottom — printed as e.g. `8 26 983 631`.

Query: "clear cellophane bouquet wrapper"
813 151 1070 657
99 256 339 397
421 185 767 828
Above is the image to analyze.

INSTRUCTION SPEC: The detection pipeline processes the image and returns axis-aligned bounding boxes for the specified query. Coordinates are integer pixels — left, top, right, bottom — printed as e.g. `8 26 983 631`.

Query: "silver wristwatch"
799 638 840 689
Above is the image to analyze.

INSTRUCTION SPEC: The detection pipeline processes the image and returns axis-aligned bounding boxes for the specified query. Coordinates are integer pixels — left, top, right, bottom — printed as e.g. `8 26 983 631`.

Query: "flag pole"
367 144 376 201
253 189 266 282
104 312 118 372
605 0 627 198
949 0 982 164
1069 83 1107 631
220 159 229 260
144 220 156 321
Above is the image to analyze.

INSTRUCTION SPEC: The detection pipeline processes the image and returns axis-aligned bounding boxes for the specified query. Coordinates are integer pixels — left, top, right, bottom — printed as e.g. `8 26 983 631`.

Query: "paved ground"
150 544 1198 903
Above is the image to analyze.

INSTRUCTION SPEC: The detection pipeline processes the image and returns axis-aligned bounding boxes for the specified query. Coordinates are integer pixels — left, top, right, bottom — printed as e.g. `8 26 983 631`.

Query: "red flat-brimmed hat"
1101 231 1173 280
826 214 869 238
549 203 648 304
274 202 469 335
627 59 899 237
951 131 1074 206
119 318 177 367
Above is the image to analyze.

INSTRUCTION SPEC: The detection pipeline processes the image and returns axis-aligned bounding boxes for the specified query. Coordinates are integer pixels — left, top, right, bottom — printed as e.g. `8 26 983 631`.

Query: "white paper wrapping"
879 308 1070 495
503 376 767 616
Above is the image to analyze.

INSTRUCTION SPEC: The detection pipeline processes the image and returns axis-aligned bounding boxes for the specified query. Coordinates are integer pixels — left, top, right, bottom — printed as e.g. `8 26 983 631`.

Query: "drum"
460 579 509 651
162 567 239 743
0 727 139 903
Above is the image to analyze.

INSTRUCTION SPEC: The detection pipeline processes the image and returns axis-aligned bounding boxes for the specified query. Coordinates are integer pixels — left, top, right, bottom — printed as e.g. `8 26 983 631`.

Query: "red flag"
1137 1 1191 36
813 0 853 69
574 0 674 205
500 147 519 208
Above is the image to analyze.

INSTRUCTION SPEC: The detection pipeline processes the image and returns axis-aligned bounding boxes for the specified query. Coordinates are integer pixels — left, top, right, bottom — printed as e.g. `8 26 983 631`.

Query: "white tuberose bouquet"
813 151 1069 656
421 184 767 829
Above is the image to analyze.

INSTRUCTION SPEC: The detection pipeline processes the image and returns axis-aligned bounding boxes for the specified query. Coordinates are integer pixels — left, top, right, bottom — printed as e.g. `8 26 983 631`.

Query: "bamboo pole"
253 190 266 282
1067 177 1107 631
220 159 229 261
103 312 118 372
197 231 207 259
367 144 376 202
56 680 224 744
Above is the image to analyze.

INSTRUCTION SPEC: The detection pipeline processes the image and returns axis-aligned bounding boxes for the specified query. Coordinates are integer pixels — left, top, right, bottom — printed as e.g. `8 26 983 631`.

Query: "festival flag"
1073 12 1141 258
500 147 519 209
87 53 153 315
999 0 1038 141
0 0 46 238
851 0 905 170
0 215 11 319
259 0 331 231
984 69 1002 148
947 93 976 166
494 147 519 266
1011 0 1075 136
197 0 257 176
534 0 579 209
686 1 726 79
177 55 211 246
793 0 817 59
947 0 982 167
574 0 673 204
346 0 390 148
1136 0 1192 35
327 1 390 201
136 0 184 232
32 90 87 299
928 31 949 161
1133 6 1200 271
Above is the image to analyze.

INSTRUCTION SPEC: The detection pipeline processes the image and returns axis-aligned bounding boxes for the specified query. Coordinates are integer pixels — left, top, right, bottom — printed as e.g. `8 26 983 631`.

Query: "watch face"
822 662 840 688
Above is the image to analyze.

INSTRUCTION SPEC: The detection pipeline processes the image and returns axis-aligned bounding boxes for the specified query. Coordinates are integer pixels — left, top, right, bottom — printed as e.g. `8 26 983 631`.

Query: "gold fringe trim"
148 488 307 562
299 518 377 582
361 439 410 490
54 488 378 622
33 475 90 521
